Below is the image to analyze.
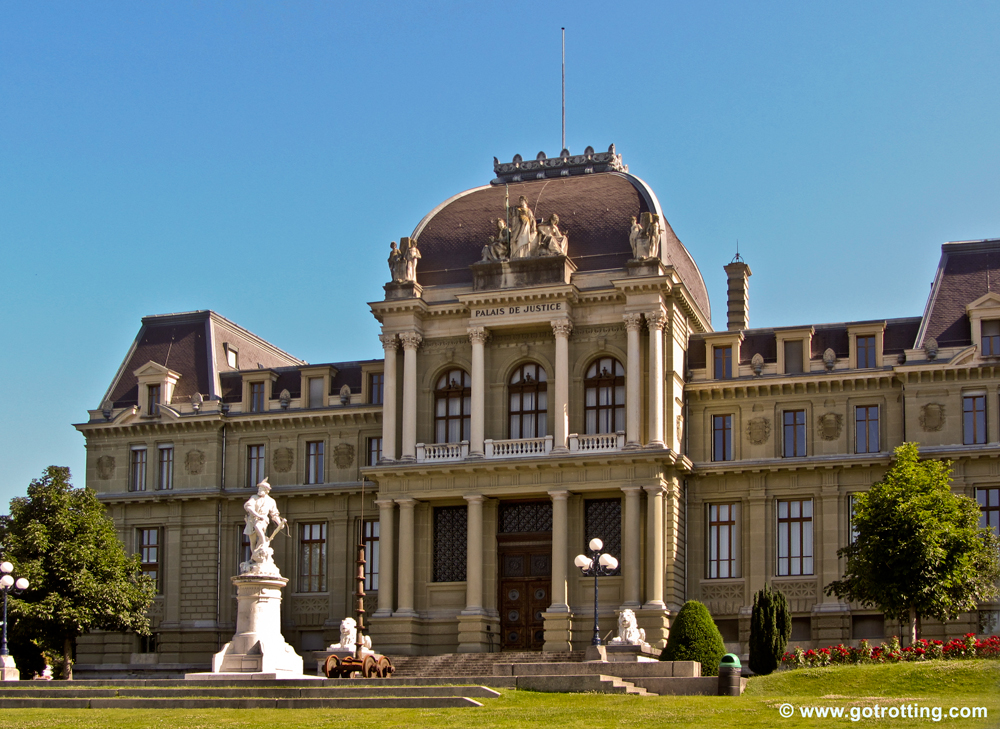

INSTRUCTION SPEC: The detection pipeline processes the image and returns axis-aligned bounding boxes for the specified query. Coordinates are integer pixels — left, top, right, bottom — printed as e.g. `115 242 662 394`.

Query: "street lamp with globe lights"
574 538 618 646
1 561 29 680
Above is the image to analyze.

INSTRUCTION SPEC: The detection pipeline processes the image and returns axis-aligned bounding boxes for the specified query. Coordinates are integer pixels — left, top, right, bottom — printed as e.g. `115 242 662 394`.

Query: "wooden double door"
497 536 552 651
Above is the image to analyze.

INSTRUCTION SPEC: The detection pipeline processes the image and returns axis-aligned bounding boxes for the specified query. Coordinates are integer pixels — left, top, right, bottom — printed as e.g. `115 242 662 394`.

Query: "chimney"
723 260 752 331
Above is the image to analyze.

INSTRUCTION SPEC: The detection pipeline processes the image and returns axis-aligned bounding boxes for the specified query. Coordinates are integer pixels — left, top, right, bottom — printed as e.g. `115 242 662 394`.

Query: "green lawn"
2 660 998 728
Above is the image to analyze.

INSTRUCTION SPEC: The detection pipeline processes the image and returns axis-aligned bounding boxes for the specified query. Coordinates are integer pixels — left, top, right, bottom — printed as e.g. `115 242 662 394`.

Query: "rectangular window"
708 503 738 579
308 378 324 408
712 414 733 462
714 346 733 380
138 633 159 654
855 405 879 454
249 382 265 413
848 494 861 544
983 320 1000 356
585 498 621 576
298 522 327 593
305 441 324 485
978 488 1000 536
157 445 174 490
433 506 467 582
369 373 384 405
857 335 877 369
784 340 804 374
367 437 382 466
239 526 251 571
963 394 987 445
246 444 265 488
130 446 147 492
783 410 806 457
138 527 162 593
361 519 380 591
147 384 161 416
777 499 813 576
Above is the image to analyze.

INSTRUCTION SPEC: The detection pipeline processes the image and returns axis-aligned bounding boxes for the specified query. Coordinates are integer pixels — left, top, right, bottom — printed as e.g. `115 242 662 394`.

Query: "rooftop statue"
628 212 661 261
242 478 287 575
537 213 567 255
402 237 421 282
481 218 510 262
387 241 406 283
509 196 539 259
482 198 569 262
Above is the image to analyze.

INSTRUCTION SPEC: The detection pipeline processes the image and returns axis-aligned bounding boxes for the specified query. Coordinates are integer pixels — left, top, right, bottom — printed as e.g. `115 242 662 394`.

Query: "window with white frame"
308 378 325 408
982 320 1000 356
777 499 813 576
138 527 162 593
305 441 324 485
298 522 327 593
361 519 379 591
783 410 806 457
246 444 265 488
367 437 382 466
157 445 174 490
130 446 148 492
963 394 987 445
712 414 733 462
855 406 879 454
708 503 738 578
978 487 999 536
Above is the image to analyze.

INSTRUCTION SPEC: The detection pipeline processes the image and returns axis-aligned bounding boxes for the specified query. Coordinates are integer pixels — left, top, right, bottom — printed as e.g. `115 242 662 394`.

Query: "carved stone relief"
822 348 836 371
745 417 771 445
273 447 294 473
817 412 843 441
96 455 116 480
676 415 684 445
333 443 355 469
919 403 946 432
628 212 661 261
751 353 764 376
184 449 205 475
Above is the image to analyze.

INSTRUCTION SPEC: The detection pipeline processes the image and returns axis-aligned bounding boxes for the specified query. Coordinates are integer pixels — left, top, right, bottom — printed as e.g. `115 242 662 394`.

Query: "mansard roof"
916 238 1000 348
409 147 711 321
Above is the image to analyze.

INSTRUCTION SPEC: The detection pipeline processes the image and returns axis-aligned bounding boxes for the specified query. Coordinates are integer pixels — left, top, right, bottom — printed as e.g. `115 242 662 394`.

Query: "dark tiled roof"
688 339 707 370
108 321 210 407
919 240 1000 348
220 360 379 405
811 327 849 360
884 318 921 353
411 172 711 319
740 332 777 364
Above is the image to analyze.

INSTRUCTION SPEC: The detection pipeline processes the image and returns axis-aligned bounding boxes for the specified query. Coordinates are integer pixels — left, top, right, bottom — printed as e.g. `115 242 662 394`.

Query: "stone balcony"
414 432 625 463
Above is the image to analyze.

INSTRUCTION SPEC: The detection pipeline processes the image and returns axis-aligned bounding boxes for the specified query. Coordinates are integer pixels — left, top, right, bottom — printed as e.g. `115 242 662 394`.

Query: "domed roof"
410 151 710 321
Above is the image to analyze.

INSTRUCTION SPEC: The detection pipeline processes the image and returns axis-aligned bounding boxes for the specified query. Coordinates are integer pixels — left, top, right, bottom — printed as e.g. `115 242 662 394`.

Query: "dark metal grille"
499 502 553 533
585 498 621 575
433 506 467 582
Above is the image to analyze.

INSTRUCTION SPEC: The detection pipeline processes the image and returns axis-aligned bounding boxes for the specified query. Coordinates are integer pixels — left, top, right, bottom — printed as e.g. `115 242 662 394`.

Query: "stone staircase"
387 651 585 677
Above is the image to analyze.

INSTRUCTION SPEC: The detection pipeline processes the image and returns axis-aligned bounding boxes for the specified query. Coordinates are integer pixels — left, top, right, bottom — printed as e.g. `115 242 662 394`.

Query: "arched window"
584 357 625 434
509 363 547 438
434 369 471 443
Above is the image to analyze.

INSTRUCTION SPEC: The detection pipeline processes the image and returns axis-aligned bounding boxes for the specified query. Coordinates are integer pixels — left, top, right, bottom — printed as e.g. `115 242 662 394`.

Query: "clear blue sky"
2 1 998 508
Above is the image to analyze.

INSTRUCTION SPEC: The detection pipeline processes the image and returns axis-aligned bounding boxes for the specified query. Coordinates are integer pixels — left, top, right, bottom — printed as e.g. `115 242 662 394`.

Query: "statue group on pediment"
388 237 421 283
481 196 568 263
629 212 662 261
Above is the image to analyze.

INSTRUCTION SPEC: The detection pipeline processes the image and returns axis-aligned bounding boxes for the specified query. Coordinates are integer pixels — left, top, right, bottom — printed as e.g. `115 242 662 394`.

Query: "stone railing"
484 435 553 459
415 441 469 463
568 431 625 453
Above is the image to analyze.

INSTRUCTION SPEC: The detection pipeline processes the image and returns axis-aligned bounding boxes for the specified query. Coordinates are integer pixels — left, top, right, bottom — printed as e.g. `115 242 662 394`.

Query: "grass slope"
1 660 997 728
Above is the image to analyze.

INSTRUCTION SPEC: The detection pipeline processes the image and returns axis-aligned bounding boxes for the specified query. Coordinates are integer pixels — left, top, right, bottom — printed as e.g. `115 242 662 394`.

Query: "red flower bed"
781 634 1000 668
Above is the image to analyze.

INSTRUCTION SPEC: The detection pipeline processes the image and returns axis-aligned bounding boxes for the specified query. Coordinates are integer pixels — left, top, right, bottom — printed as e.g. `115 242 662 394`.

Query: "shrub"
659 600 726 676
781 634 1000 668
748 585 792 675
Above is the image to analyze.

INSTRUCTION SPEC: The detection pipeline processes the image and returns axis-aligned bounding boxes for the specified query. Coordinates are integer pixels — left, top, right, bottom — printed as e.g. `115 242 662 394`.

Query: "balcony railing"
484 436 553 458
569 431 625 453
415 441 469 463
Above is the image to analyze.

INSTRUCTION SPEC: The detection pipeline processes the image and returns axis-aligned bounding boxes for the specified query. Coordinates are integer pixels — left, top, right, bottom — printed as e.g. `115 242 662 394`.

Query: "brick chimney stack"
723 260 752 331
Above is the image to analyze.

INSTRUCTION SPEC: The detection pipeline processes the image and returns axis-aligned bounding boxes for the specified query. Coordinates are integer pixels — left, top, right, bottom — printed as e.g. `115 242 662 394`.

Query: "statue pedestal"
186 574 307 680
1 654 20 681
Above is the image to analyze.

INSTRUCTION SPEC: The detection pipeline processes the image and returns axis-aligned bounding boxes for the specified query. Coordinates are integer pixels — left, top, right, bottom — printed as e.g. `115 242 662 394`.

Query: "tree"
659 600 727 676
0 467 154 679
748 585 791 675
826 443 1000 646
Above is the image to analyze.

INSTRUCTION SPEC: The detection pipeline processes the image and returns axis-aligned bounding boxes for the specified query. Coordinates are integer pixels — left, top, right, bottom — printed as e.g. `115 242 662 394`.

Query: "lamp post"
1 561 29 681
574 538 618 646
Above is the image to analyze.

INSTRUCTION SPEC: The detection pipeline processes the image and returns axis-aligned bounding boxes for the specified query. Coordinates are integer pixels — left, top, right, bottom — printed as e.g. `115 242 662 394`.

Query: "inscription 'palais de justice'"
473 302 564 318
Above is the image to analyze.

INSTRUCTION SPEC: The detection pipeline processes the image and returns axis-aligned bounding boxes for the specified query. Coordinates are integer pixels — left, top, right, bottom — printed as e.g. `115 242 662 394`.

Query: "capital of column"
645 311 667 331
375 498 397 508
378 333 398 351
467 326 489 345
463 494 486 504
643 484 667 496
550 319 573 338
620 485 643 495
547 489 570 501
623 312 643 331
395 497 418 509
398 332 422 350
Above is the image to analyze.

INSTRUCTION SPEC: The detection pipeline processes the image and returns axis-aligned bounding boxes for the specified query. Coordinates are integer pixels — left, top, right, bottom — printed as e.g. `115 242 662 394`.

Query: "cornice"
687 371 899 399
692 452 892 477
96 480 379 505
456 284 579 308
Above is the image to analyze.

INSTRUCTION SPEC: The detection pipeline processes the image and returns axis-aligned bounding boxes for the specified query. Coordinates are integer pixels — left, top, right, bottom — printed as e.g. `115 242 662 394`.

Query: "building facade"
74 147 1000 673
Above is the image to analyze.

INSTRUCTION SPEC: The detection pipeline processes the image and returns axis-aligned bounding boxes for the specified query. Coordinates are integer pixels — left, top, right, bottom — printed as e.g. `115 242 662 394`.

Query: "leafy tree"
748 584 791 675
659 600 726 675
826 443 1000 646
0 467 154 679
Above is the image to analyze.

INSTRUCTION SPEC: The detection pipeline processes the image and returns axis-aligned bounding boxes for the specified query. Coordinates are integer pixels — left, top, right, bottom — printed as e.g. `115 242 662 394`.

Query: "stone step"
0 686 501 700
0 697 485 709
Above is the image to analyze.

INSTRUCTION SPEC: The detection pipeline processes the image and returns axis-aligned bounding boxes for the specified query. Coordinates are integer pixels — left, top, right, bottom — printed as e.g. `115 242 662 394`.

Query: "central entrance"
497 500 553 651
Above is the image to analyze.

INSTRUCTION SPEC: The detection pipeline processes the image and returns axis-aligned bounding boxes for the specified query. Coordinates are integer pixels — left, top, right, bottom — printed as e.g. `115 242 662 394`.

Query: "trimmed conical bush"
658 600 726 676
749 584 792 675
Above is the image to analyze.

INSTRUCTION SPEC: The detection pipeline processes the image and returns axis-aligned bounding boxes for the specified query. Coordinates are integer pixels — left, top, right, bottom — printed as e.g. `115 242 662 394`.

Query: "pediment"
965 292 1000 314
133 361 183 380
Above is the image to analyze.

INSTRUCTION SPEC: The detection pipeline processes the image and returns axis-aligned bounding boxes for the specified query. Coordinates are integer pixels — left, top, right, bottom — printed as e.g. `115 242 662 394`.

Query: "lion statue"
325 617 373 653
609 608 646 646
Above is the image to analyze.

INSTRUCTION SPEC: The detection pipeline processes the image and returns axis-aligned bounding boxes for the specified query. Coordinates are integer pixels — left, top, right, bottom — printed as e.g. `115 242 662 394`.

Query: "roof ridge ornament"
492 144 627 185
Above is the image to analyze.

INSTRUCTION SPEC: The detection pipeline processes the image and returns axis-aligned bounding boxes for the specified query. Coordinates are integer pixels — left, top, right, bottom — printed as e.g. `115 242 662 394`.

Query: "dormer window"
714 346 733 379
983 321 1000 355
147 384 161 416
224 343 239 369
857 336 876 368
783 340 804 374
133 361 182 418
249 382 265 412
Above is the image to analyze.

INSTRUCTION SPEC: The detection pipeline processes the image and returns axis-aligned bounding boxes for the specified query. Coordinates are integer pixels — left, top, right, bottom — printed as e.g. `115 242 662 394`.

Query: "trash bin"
717 653 742 696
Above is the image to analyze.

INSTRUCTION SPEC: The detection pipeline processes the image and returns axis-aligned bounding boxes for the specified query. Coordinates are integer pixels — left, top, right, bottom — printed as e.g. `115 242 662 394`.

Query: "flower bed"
781 634 1000 668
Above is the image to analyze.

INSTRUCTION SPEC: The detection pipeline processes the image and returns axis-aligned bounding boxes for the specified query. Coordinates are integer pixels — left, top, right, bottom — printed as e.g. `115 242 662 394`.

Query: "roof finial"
731 239 744 264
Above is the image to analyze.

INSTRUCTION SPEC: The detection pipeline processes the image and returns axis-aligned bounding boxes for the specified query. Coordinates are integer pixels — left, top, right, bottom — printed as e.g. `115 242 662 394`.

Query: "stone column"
378 334 398 461
646 311 666 448
468 327 488 457
621 485 642 607
463 495 485 614
643 484 666 609
550 320 573 453
394 497 418 617
372 499 396 617
623 313 643 447
399 332 422 461
548 490 570 612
